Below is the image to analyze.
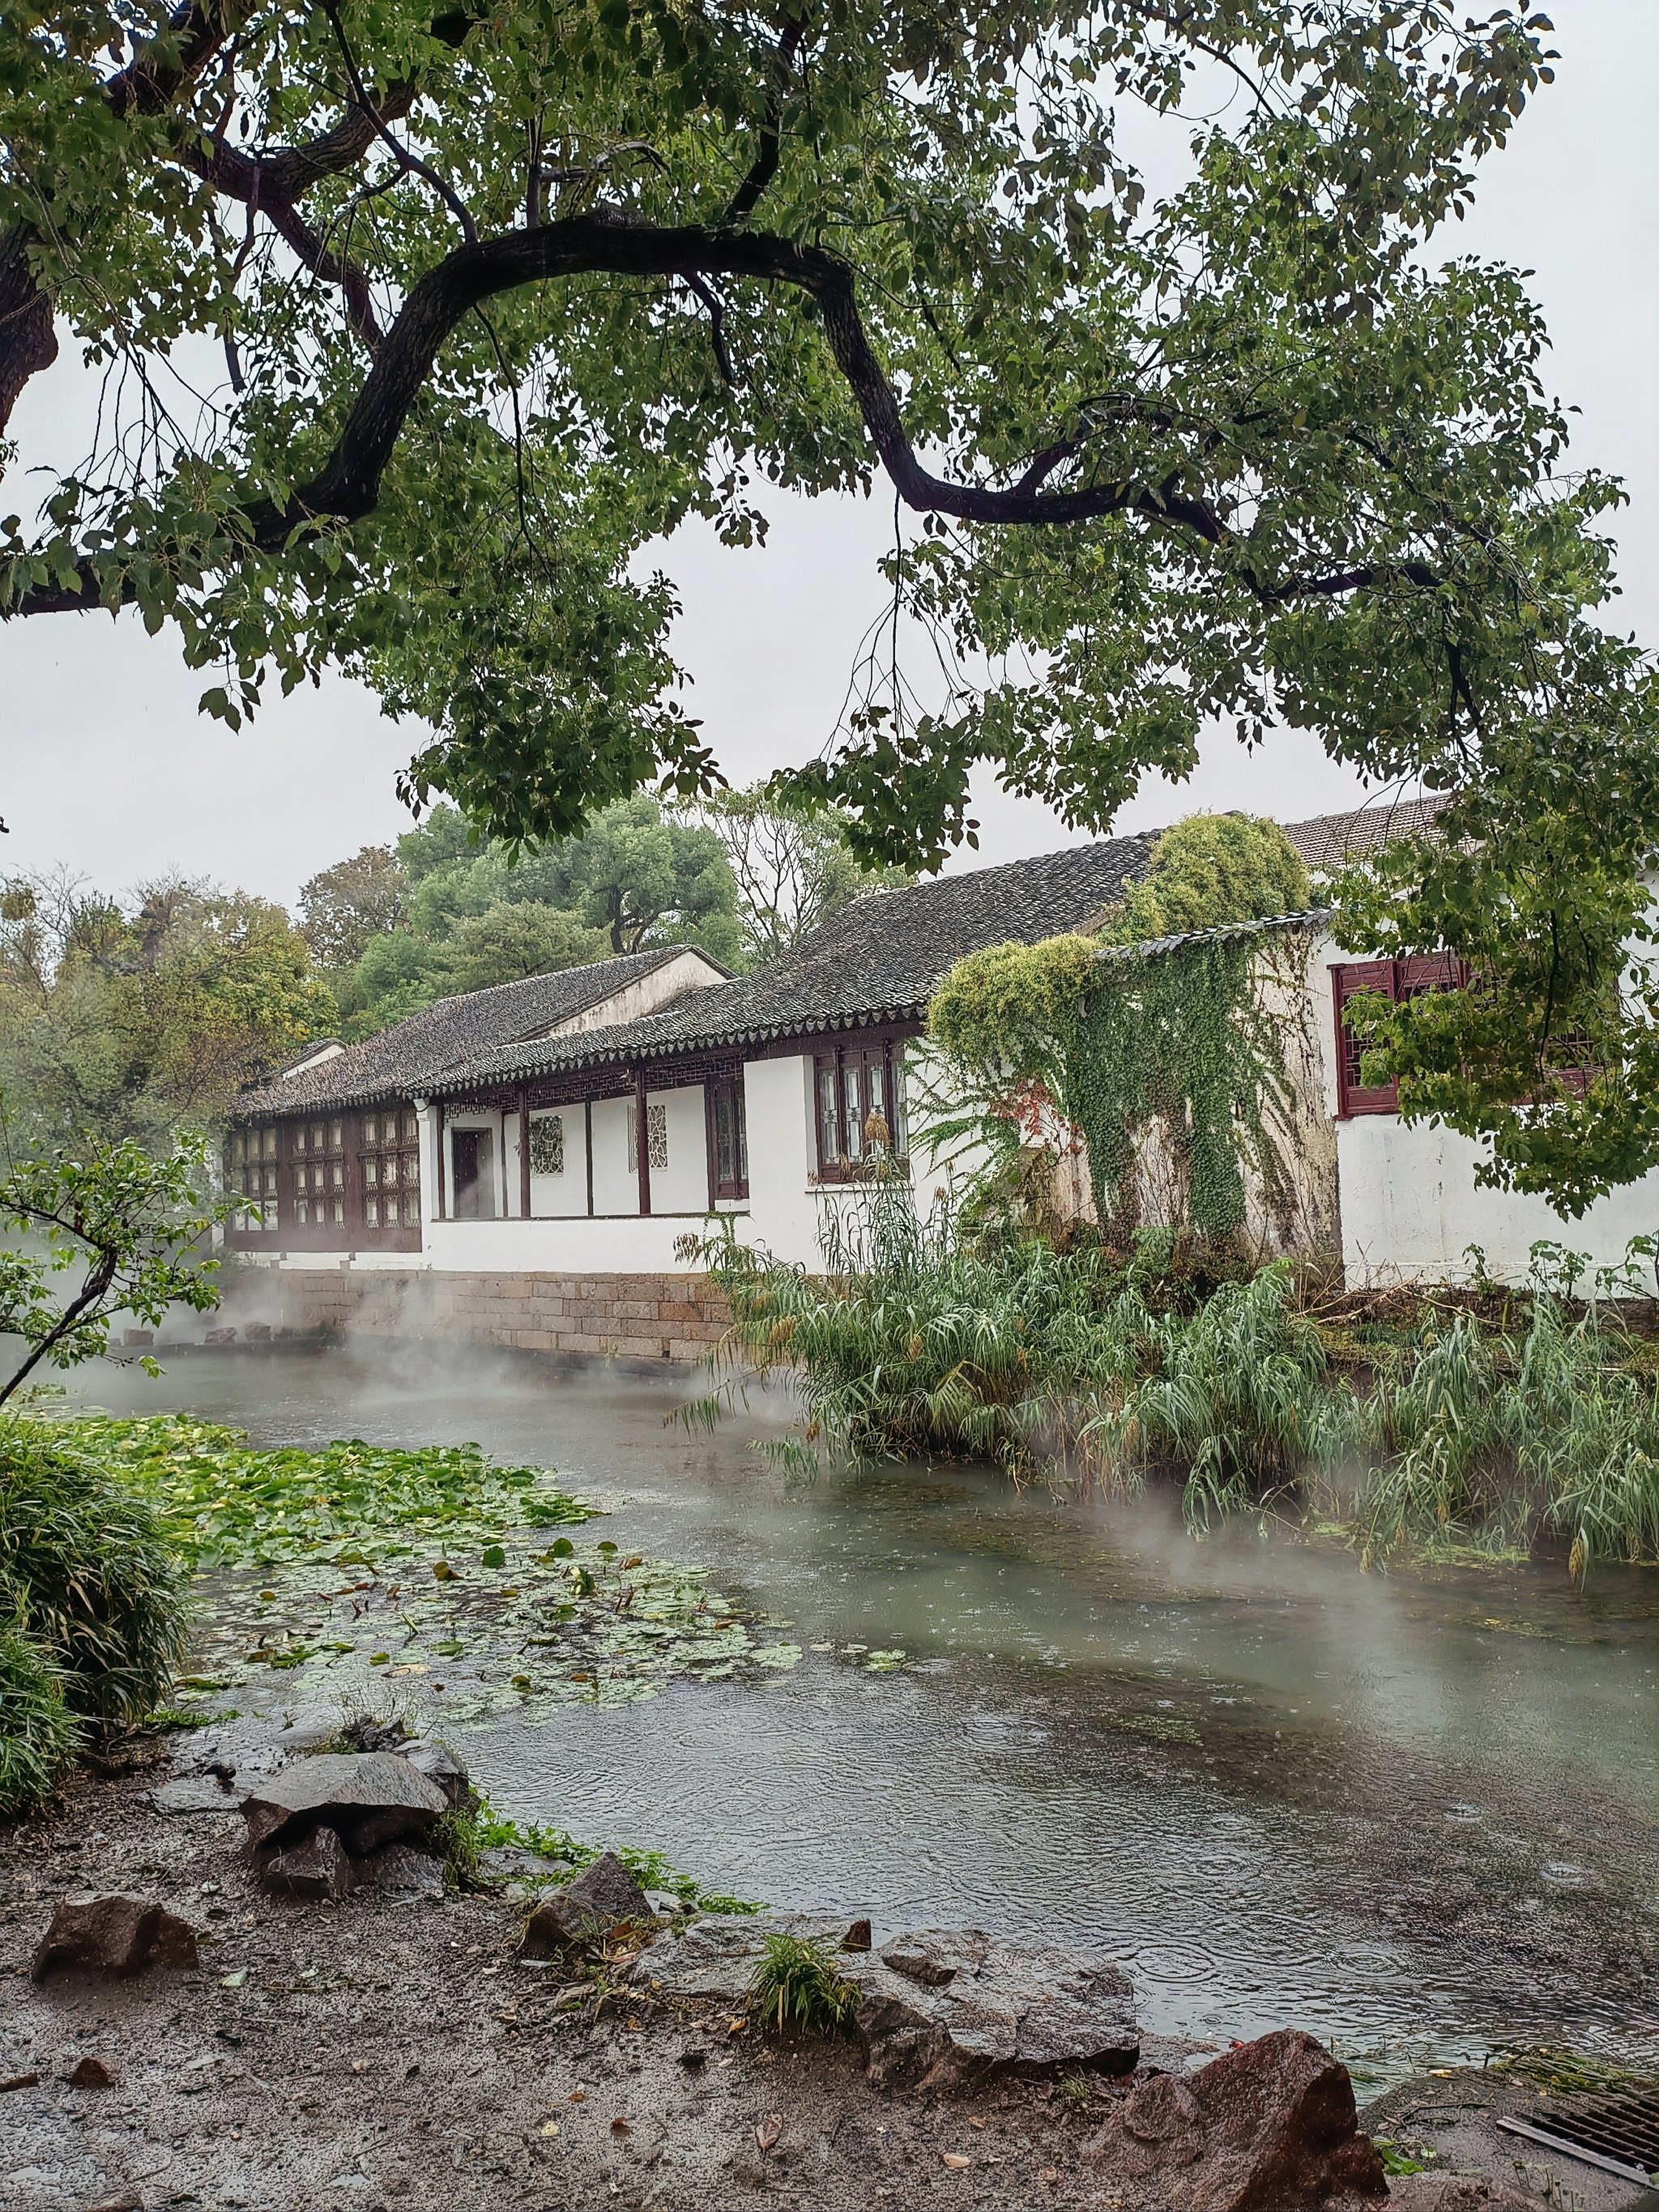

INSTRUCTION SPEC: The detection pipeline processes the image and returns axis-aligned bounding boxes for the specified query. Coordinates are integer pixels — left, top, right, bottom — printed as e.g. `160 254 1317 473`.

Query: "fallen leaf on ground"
611 2116 631 2136
967 2115 986 2129
941 2150 973 2168
756 2113 783 2153
540 2120 560 2137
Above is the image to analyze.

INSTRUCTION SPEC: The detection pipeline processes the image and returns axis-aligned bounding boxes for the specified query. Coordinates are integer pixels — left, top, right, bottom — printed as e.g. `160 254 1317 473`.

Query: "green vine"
928 814 1314 1242
1069 936 1299 1238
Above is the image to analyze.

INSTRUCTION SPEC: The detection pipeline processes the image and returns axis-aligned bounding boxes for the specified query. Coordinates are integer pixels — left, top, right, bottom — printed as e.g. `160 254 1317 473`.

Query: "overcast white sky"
2 1 1654 909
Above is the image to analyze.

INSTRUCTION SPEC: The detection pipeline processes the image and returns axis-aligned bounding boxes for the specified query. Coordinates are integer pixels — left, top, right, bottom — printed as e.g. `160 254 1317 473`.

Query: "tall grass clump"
0 1422 190 1725
1088 1264 1342 1526
0 1610 78 1818
748 1932 859 2037
705 1178 1154 1473
1350 1295 1659 1571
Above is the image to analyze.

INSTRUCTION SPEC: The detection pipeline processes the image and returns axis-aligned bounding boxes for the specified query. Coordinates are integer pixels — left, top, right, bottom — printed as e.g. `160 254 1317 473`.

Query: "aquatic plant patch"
36 1414 588 1570
20 1414 800 1725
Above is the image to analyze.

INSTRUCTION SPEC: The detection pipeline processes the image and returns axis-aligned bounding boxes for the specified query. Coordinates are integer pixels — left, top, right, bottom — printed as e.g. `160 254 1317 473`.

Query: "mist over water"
67 1340 1659 2085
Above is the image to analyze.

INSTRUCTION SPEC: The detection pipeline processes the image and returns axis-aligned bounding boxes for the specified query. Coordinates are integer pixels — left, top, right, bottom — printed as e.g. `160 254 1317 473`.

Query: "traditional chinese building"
223 803 1659 1354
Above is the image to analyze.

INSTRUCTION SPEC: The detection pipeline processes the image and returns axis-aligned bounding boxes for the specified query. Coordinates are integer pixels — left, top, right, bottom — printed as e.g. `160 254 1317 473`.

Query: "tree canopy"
2 2 1657 1206
0 873 334 1144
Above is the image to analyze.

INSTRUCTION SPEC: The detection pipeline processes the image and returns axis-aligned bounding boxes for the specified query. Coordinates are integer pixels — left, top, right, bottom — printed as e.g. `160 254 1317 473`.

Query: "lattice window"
361 1105 421 1229
625 1100 668 1172
528 1113 565 1177
813 1039 908 1177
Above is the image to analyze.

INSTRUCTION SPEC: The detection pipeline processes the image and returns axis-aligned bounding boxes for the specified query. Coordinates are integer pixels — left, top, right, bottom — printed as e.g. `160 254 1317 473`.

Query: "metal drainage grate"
1497 2086 1659 2186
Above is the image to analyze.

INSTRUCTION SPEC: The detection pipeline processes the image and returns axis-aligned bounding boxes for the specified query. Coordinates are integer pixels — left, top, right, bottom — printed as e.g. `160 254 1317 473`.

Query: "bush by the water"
0 1422 190 1728
706 1204 1659 1572
0 1609 78 1819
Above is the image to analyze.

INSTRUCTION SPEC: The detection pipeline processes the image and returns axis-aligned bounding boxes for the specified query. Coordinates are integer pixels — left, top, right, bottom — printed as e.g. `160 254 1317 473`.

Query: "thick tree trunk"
0 230 57 438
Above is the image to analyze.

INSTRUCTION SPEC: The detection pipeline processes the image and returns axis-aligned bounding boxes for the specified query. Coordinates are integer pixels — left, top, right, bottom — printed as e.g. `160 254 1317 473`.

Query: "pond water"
67 1340 1659 2086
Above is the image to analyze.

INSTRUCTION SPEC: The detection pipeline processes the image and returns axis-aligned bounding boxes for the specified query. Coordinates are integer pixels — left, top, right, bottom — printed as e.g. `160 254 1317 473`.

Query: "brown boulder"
1083 2030 1388 2212
521 1852 650 1960
67 2055 116 2089
261 1822 356 1900
240 1751 447 1855
32 1893 200 1980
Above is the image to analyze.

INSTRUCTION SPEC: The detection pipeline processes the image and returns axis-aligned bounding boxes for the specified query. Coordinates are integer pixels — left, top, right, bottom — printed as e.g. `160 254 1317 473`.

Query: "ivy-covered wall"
928 815 1340 1259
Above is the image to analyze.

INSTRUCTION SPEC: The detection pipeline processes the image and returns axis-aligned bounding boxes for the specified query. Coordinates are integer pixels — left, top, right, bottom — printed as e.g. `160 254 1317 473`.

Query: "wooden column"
518 1085 531 1220
434 1098 446 1221
585 1098 595 1217
633 1067 652 1217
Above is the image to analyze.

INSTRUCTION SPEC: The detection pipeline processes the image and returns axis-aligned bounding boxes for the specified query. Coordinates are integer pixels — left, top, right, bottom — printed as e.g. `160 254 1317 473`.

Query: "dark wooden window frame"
705 1071 749 1203
809 1029 911 1183
1333 955 1468 1118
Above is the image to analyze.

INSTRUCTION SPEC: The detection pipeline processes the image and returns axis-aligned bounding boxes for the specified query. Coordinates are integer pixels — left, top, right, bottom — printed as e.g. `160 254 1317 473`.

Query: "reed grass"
0 1421 190 1724
748 1932 859 2037
0 1612 78 1818
710 1191 1659 1571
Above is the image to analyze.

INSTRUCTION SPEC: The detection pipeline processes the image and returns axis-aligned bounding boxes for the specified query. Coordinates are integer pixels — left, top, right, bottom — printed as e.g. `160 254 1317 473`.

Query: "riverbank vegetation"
0 1421 190 1814
701 1206 1659 1576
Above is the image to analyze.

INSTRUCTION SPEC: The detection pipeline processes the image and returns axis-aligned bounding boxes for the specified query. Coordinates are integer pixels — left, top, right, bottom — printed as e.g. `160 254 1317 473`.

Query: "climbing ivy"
928 815 1315 1241
1071 935 1304 1238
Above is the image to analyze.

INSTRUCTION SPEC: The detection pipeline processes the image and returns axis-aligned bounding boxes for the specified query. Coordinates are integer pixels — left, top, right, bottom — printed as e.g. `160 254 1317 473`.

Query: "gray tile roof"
429 834 1162 1094
245 798 1444 1116
1282 794 1448 876
237 946 710 1117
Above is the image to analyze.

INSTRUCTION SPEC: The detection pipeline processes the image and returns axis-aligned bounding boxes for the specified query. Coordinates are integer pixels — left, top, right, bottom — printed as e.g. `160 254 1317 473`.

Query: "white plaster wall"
588 1094 636 1216
741 1055 822 1268
1337 1118 1659 1286
550 948 727 1036
526 1105 591 1218
424 1213 703 1273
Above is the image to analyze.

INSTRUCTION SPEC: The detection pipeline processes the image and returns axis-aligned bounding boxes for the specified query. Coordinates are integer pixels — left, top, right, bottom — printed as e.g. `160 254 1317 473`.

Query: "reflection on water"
66 1340 1659 2078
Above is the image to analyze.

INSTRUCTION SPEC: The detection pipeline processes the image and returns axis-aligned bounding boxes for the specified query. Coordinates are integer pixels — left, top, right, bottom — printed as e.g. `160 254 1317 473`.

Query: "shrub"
0 1613 78 1818
748 1933 859 2037
0 1423 190 1724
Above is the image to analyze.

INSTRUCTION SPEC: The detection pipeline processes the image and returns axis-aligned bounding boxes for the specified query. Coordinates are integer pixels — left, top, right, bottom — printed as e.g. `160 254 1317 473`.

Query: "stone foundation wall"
216 1264 732 1365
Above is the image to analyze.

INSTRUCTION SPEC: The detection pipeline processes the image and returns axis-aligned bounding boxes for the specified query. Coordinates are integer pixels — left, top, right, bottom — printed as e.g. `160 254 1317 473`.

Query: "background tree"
298 845 410 971
0 1130 230 1405
0 873 335 1144
686 787 914 964
1 3 1655 1205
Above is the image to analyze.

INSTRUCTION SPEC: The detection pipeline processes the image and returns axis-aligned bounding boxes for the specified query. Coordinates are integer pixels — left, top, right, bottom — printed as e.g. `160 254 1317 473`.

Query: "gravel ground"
4 1742 1651 2212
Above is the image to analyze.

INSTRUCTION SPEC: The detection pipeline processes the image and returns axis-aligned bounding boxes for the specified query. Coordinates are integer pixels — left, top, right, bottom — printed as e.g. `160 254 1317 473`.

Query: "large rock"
239 1751 447 1856
840 1928 1139 2091
262 1823 356 1901
1083 2029 1388 2211
399 1737 473 1811
521 1852 651 1960
32 1893 200 1980
356 1842 446 1898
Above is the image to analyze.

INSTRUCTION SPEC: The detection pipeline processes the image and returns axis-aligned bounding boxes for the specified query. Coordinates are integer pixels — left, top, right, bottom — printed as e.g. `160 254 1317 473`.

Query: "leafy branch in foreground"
5 6 1657 1207
0 1132 234 1406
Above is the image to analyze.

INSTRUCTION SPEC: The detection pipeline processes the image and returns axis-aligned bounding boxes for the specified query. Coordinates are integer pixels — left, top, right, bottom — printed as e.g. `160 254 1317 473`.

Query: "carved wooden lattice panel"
528 1113 565 1176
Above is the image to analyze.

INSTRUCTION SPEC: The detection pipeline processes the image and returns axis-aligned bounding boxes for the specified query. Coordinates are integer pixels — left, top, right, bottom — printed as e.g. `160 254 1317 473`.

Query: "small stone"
67 2055 115 2089
262 1823 356 1901
84 2196 144 2212
841 1917 873 1952
32 1893 200 1981
1 2070 40 2091
520 1852 650 1961
240 1750 447 1856
679 2047 709 2069
399 1737 472 1810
